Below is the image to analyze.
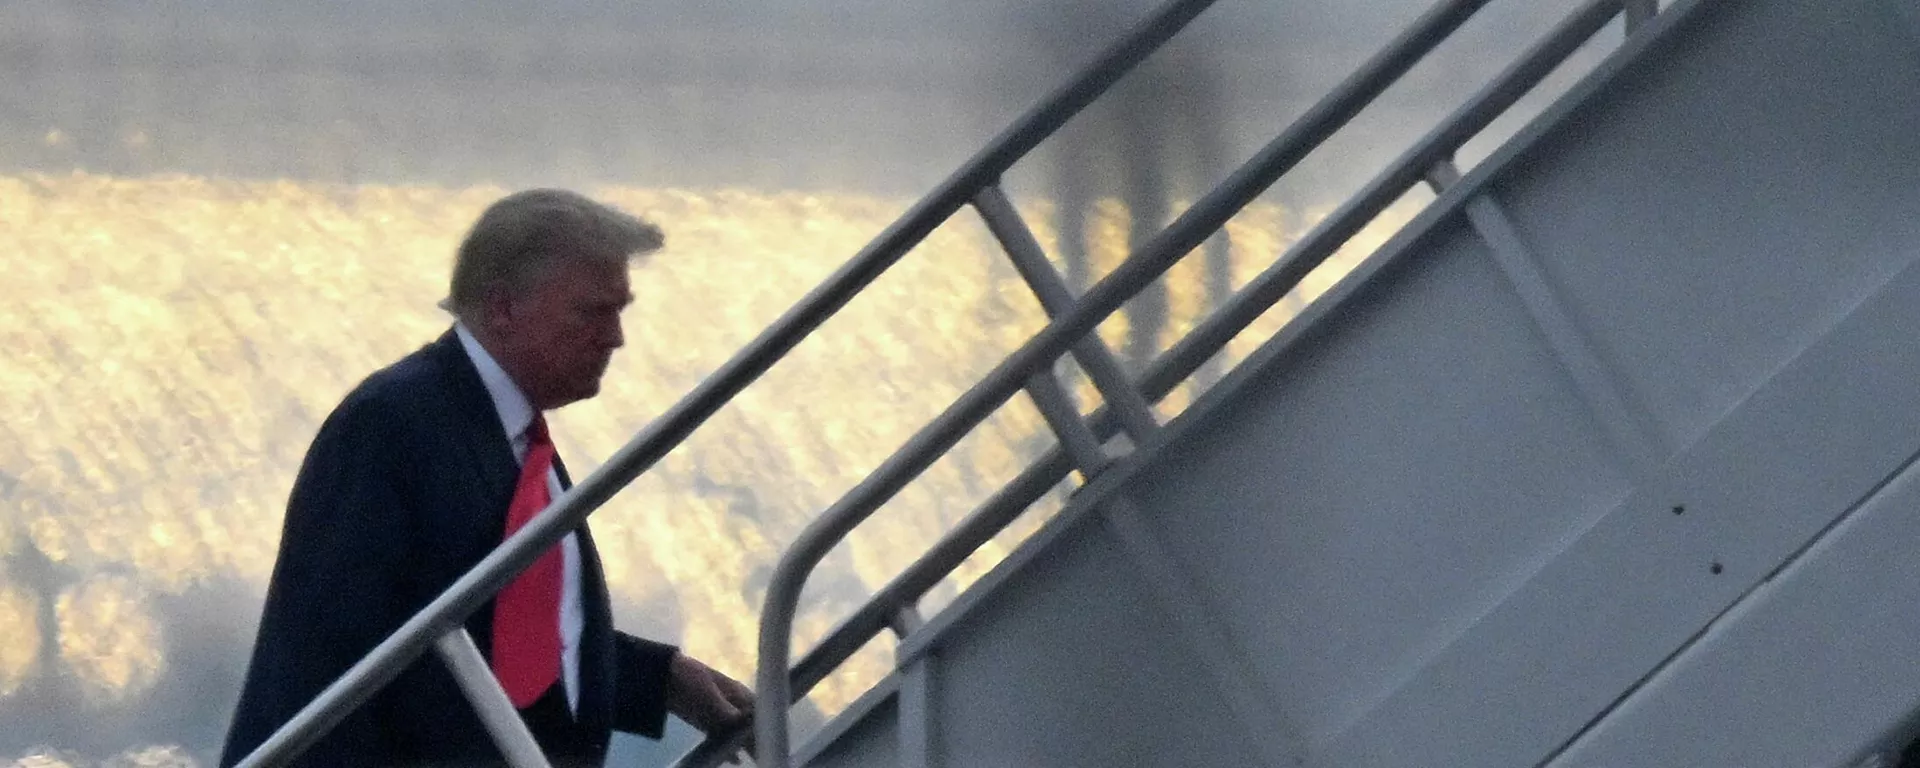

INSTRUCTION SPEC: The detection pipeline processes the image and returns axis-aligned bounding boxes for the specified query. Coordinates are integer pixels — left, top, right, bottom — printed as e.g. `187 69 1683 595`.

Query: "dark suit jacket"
221 330 678 767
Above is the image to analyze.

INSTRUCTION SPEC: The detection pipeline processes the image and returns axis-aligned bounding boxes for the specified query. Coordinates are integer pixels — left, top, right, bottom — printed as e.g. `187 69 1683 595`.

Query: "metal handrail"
746 0 1534 762
229 1 1225 766
1155 0 1632 392
974 184 1163 443
721 0 1656 764
683 9 1646 762
230 0 1655 762
694 0 1645 758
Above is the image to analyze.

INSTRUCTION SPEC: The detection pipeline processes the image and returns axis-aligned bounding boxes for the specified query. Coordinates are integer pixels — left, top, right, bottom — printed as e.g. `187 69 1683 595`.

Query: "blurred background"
0 0 1620 764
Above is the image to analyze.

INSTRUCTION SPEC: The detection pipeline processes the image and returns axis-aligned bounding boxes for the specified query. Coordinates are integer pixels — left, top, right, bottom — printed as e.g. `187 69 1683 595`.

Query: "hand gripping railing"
726 0 1660 765
229 1 1225 766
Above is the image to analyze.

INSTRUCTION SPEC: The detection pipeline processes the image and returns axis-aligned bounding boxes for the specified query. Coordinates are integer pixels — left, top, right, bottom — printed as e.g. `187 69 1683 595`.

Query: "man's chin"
545 381 603 410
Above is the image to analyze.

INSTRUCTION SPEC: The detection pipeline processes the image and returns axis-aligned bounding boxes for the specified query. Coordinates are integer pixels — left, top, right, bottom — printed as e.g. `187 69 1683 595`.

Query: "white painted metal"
1482 0 1920 455
905 516 1270 767
752 0 1511 759
234 1 1233 763
786 0 1920 764
887 607 925 639
1023 371 1115 471
896 657 934 768
1095 496 1305 766
997 314 1299 764
431 630 552 768
1427 160 1665 479
973 184 1161 442
1543 445 1920 768
1300 239 1920 767
794 677 901 768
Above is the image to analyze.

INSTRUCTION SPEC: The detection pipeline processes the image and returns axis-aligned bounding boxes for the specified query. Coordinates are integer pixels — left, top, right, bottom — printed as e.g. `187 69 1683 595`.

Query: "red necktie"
492 415 563 708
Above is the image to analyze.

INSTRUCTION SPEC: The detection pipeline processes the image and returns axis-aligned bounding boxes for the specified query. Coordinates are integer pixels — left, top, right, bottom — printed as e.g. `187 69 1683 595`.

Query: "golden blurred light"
0 583 40 697
103 746 199 768
9 749 82 768
55 576 165 702
2 743 198 767
0 171 1412 714
25 513 75 566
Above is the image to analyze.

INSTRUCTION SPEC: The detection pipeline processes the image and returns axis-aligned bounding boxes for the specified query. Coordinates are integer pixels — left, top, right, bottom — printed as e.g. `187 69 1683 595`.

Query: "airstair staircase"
232 0 1920 766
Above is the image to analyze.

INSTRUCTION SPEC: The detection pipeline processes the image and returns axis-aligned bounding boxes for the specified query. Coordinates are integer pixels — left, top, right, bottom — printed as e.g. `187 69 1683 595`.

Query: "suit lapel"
574 521 615 732
425 329 522 514
553 453 617 727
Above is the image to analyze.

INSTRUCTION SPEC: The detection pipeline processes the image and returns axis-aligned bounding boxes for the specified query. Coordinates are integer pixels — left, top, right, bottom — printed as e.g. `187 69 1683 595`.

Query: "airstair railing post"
1024 371 1117 476
728 0 1645 763
1148 0 1630 401
431 629 553 768
974 184 1162 443
730 0 1684 761
1426 159 1465 193
237 1 1232 765
888 607 927 638
753 0 1504 763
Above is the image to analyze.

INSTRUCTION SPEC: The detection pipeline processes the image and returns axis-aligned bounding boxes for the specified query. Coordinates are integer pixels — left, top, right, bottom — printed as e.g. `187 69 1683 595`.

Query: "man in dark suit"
221 189 754 767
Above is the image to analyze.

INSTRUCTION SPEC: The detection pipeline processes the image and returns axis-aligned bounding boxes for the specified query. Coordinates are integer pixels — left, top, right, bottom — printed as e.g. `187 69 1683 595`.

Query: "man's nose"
605 319 625 350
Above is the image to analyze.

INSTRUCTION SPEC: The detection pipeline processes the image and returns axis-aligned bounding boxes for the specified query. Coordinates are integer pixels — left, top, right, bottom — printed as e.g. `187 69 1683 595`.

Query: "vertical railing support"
975 184 1162 444
432 630 552 768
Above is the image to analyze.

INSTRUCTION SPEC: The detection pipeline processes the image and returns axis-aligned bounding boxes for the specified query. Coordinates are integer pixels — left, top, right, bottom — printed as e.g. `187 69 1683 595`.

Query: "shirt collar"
454 322 538 444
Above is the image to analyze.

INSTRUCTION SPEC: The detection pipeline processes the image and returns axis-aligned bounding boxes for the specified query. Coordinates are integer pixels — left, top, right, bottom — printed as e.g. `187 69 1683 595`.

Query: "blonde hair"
444 188 663 317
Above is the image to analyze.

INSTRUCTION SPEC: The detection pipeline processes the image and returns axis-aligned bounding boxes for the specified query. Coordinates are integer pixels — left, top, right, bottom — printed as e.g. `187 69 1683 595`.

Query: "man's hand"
666 651 757 761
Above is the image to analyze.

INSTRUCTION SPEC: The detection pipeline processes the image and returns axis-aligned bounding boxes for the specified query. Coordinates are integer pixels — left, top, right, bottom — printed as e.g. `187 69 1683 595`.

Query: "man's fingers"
668 652 759 738
698 670 748 724
720 676 756 710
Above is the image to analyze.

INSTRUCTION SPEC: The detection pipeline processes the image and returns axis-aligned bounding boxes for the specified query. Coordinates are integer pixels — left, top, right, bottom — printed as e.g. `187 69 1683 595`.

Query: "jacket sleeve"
220 393 418 768
611 631 680 738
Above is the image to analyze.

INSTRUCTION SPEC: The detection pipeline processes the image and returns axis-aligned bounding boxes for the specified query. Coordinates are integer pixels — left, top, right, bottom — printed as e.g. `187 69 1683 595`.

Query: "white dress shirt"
456 323 586 715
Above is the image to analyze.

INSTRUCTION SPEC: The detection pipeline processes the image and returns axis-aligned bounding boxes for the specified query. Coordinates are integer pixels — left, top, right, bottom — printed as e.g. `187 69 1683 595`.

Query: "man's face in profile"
492 254 633 409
